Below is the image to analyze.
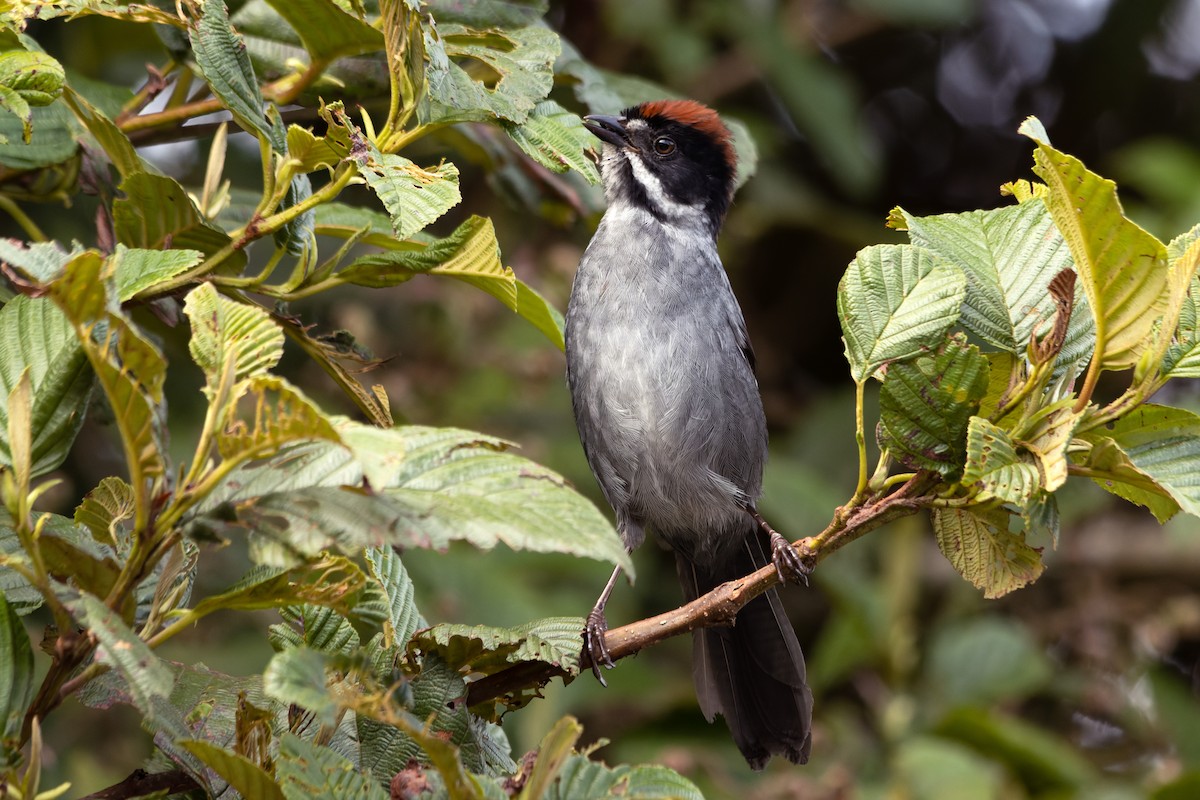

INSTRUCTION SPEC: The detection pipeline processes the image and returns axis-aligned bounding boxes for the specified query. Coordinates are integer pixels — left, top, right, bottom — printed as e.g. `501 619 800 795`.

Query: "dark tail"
676 535 812 769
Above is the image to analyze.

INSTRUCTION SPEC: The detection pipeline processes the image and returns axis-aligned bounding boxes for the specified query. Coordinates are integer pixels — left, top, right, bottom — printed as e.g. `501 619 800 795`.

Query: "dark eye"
653 136 676 156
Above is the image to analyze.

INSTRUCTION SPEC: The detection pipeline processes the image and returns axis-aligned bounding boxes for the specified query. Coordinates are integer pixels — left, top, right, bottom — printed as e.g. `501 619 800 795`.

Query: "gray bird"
565 99 813 769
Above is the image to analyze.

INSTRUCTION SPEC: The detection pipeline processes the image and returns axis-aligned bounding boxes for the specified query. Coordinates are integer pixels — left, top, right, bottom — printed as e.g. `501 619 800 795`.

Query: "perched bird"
565 100 813 769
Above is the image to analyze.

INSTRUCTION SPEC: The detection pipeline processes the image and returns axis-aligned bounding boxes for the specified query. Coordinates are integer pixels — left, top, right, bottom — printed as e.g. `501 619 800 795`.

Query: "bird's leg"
584 563 625 686
747 507 810 586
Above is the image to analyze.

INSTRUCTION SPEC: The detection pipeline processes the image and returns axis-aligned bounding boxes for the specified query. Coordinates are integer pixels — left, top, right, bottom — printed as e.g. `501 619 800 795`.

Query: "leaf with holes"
877 334 987 476
73 477 135 549
932 506 1044 599
406 616 584 679
1013 400 1081 493
421 22 558 125
216 375 341 463
962 417 1042 506
838 244 966 382
352 148 461 239
184 283 285 398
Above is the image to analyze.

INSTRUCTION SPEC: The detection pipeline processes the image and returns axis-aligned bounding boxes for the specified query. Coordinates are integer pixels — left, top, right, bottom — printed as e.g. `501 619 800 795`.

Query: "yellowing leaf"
932 506 1044 599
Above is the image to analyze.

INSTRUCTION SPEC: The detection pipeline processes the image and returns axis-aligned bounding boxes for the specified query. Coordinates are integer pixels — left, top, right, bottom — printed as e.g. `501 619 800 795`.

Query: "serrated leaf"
181 740 286 800
407 617 583 679
216 375 341 462
261 0 383 61
962 416 1042 506
184 283 285 396
837 244 966 382
113 172 246 270
420 22 558 125
1026 128 1174 369
877 334 987 476
1088 405 1200 519
365 546 422 649
1164 275 1200 377
191 0 274 144
0 592 34 754
382 426 631 573
0 509 46 615
503 100 600 183
894 201 1092 358
269 603 360 655
0 295 92 477
73 476 134 549
351 144 461 239
0 238 83 283
277 733 389 800
932 506 1044 599
1013 401 1081 492
547 755 705 800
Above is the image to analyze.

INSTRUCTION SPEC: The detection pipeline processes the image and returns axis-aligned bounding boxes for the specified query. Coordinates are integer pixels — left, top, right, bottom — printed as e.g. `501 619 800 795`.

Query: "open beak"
583 114 630 148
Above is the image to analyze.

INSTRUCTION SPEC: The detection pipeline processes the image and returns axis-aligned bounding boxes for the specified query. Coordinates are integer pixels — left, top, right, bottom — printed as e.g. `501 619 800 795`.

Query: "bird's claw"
770 530 811 586
583 607 614 686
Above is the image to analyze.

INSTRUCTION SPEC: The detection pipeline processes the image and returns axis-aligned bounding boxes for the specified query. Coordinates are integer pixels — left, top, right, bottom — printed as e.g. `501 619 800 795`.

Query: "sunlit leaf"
1012 400 1081 492
111 246 203 303
503 100 600 184
877 334 987 476
351 145 461 239
1025 125 1175 369
1087 405 1200 519
261 0 383 61
932 506 1044 599
1081 435 1179 523
838 244 966 382
216 376 341 462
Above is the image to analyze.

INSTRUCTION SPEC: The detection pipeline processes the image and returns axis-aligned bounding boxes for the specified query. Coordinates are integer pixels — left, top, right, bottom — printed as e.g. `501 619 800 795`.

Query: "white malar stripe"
625 154 706 224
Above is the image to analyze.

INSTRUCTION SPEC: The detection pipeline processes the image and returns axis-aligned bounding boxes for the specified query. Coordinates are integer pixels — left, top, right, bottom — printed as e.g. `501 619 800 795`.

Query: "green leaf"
893 737 1003 800
1087 404 1200 519
892 201 1092 358
406 616 583 679
932 506 1044 599
1162 238 1200 379
503 100 600 184
365 546 423 649
0 239 83 283
0 510 46 615
190 0 274 144
73 477 134 548
1150 671 1200 770
181 740 286 800
113 172 246 269
350 143 461 239
184 283 285 396
188 553 386 625
276 733 390 800
46 253 168 502
962 416 1041 506
1080 435 1179 523
0 100 76 169
263 646 340 727
1025 127 1175 369
421 22 558 125
837 244 966 382
63 86 143 178
111 246 203 302
381 426 631 573
337 216 564 349
261 0 383 61
215 375 342 463
269 604 360 655
0 593 34 755
0 50 64 142
65 591 185 736
877 334 987 476
0 295 92 477
546 753 706 800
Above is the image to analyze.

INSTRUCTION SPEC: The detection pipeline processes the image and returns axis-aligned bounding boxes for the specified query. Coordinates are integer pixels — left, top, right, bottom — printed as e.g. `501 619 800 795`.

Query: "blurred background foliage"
8 0 1200 798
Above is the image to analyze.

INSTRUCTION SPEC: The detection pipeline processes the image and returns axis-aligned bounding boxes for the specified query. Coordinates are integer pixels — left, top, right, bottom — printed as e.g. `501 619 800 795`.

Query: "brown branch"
77 768 198 800
463 476 933 709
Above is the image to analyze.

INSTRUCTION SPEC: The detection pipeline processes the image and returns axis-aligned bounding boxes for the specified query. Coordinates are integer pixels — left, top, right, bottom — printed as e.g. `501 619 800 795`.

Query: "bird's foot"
583 607 614 686
749 507 811 585
769 530 811 586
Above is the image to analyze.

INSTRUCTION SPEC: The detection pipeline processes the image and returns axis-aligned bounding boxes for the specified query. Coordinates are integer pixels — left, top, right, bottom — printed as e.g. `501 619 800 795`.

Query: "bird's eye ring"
653 136 676 156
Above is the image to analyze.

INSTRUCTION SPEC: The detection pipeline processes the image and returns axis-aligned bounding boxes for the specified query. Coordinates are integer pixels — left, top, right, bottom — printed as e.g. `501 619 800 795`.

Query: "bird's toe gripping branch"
749 508 812 586
584 606 615 685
